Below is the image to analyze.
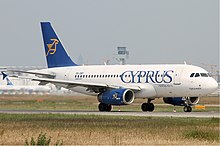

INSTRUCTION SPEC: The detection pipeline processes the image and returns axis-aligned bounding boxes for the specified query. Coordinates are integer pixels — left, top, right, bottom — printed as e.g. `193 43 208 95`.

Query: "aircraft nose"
208 78 218 93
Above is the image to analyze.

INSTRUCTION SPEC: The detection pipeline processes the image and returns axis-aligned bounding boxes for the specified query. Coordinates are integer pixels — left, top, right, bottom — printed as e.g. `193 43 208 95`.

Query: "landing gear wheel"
183 106 192 112
98 103 106 111
98 103 112 112
141 103 155 112
106 104 112 111
148 103 155 112
141 103 148 111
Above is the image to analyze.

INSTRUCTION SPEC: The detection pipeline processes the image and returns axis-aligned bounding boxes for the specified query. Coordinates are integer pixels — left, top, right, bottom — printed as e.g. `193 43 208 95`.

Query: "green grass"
0 95 218 144
0 114 219 145
184 129 219 141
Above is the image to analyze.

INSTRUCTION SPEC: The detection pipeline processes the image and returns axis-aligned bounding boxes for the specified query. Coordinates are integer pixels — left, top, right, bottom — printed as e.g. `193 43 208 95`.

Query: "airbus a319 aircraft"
14 22 218 112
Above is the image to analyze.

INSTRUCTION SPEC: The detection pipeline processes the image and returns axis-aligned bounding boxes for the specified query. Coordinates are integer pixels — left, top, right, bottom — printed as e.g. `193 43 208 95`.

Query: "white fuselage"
39 64 218 99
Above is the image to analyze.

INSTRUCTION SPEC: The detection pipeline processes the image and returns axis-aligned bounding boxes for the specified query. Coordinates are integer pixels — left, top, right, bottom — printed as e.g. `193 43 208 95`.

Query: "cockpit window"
195 73 200 77
200 73 208 77
190 73 210 78
190 73 195 77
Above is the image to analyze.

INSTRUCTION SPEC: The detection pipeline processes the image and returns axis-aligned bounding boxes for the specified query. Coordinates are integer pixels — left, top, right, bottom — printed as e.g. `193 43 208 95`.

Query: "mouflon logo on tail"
46 38 59 56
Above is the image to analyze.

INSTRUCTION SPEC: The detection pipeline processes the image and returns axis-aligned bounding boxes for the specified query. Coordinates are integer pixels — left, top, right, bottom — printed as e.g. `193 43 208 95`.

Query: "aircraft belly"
68 86 98 96
134 84 157 98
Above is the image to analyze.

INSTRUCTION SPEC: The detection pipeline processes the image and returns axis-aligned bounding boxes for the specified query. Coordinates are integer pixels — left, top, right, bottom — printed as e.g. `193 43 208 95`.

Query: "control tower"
117 47 129 65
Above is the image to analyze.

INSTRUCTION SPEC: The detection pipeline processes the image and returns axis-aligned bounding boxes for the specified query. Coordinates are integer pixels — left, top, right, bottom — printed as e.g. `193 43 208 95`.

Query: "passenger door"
173 68 183 85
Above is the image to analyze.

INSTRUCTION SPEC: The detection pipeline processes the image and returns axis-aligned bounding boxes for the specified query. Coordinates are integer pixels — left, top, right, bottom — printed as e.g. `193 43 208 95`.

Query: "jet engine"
163 97 199 106
98 89 135 105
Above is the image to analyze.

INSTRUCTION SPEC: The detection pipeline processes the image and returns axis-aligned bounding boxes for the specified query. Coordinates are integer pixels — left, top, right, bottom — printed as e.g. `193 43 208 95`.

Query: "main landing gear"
183 106 192 112
141 99 155 112
98 103 112 112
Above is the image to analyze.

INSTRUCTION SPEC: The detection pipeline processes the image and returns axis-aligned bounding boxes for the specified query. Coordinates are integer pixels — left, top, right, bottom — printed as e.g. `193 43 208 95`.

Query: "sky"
0 0 219 72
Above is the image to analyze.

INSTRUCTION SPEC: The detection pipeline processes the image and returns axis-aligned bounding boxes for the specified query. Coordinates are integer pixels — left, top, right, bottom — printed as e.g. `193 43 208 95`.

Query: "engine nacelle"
98 89 135 105
163 97 199 106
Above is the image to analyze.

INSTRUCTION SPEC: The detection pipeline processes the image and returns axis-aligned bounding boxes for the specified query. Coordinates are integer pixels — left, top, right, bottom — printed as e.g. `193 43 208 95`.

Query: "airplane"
0 72 51 94
2 72 13 85
10 22 218 112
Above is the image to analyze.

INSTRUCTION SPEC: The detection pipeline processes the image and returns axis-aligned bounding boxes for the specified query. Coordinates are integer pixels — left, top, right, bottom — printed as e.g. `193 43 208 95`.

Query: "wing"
18 76 141 93
7 70 56 79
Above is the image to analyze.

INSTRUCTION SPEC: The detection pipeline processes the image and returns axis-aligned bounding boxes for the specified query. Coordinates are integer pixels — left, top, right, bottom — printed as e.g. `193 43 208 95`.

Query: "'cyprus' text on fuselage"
120 70 173 83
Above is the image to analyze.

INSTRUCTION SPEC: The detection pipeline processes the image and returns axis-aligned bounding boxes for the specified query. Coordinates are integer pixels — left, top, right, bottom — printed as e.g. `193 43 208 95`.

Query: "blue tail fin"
1 72 7 80
41 22 78 68
1 72 13 85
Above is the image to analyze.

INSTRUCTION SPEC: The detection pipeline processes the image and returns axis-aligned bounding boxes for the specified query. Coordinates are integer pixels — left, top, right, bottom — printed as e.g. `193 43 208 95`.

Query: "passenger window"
190 73 195 77
195 73 200 77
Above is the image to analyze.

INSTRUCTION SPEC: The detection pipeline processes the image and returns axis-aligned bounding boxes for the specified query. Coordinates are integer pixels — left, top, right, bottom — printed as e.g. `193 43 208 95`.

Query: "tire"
187 106 192 112
183 106 192 112
98 103 112 112
106 104 112 111
98 103 106 111
148 103 155 112
141 103 148 111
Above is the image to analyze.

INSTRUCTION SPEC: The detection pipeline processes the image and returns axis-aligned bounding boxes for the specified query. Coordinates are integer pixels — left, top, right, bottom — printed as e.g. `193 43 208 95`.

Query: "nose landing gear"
183 106 192 112
183 97 193 112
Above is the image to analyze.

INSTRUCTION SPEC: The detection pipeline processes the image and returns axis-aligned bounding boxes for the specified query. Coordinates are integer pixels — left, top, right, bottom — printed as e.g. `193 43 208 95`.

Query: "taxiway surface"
0 110 219 118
